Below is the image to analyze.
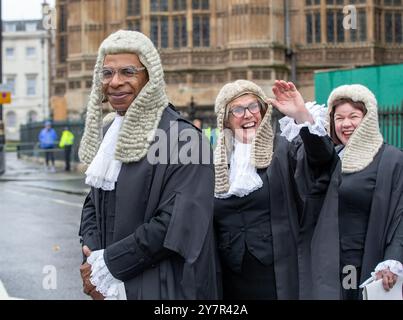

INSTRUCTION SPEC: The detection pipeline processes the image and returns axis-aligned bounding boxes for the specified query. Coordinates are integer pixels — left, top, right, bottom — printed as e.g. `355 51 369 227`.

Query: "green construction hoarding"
314 63 403 109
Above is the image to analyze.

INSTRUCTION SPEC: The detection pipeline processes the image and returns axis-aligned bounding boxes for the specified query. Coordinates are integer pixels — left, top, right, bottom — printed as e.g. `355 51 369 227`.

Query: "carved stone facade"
53 0 403 125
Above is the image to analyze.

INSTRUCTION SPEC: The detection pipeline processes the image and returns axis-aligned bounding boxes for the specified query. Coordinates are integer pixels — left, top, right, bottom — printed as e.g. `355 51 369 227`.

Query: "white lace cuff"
359 259 403 288
87 249 126 300
279 101 328 142
373 260 403 277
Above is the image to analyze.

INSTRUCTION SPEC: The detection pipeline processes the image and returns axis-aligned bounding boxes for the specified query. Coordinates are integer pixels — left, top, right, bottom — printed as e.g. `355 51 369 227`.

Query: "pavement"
0 152 90 196
0 152 90 300
0 279 21 300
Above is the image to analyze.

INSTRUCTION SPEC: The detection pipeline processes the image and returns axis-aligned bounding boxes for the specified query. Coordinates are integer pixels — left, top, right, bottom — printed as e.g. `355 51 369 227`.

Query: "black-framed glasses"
100 66 146 84
228 101 262 118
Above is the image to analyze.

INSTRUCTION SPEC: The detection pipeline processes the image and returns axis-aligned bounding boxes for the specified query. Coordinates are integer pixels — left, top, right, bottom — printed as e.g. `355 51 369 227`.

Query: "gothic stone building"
53 0 403 125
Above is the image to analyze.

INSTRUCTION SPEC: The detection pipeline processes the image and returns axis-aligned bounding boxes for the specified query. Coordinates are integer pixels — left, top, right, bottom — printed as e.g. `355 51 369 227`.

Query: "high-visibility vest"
59 130 75 148
204 127 211 141
202 127 218 147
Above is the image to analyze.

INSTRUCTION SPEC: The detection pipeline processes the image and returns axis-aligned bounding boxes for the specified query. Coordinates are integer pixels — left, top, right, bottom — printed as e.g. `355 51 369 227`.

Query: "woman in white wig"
305 84 403 299
213 79 336 299
78 30 219 300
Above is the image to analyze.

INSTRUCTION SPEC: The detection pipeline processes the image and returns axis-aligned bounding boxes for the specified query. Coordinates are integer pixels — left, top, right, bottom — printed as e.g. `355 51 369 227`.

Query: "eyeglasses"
228 101 262 118
100 66 146 84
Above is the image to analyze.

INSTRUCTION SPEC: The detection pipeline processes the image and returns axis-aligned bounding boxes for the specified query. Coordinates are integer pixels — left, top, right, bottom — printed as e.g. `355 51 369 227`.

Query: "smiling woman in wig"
213 79 336 299
304 84 403 300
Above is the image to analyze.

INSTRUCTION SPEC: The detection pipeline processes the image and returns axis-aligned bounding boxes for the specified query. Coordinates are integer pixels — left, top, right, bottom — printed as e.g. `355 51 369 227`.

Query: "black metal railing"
379 102 403 150
18 121 84 162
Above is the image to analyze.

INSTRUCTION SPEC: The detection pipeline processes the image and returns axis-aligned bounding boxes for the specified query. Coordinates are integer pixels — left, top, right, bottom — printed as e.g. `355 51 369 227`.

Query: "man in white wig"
78 30 219 300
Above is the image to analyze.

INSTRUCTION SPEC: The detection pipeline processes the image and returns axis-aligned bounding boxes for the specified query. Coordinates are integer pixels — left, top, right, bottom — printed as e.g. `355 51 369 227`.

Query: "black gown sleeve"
104 163 214 281
288 127 338 235
384 155 403 264
78 122 113 252
79 192 101 251
299 127 336 172
103 195 175 281
287 127 337 199
103 121 214 282
384 206 403 263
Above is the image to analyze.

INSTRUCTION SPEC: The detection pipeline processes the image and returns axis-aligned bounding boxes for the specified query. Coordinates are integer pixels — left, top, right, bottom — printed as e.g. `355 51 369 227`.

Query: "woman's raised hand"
268 80 313 124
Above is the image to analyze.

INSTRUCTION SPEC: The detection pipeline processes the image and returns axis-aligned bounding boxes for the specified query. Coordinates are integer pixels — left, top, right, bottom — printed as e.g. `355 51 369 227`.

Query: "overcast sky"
2 0 56 21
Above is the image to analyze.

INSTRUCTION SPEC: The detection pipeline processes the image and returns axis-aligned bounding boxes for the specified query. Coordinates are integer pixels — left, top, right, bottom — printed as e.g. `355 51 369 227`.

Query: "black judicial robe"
215 128 336 300
305 143 403 299
215 170 277 300
79 105 219 299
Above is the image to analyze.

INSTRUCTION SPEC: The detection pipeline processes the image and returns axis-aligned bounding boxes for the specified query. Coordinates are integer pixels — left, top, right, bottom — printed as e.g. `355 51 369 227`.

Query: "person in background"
204 126 219 149
38 120 57 172
192 118 202 129
59 126 75 172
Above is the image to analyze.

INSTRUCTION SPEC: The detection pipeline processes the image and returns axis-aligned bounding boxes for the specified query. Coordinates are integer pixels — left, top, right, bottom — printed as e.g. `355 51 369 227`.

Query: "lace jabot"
85 115 124 191
215 139 263 199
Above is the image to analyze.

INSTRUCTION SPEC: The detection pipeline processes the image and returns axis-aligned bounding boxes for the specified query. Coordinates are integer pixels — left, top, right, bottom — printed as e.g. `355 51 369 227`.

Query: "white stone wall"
2 22 50 141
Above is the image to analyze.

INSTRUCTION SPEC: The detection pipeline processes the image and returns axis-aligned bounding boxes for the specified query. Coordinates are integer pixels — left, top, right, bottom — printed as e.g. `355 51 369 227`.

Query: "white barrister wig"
214 80 274 195
79 30 169 164
327 84 383 173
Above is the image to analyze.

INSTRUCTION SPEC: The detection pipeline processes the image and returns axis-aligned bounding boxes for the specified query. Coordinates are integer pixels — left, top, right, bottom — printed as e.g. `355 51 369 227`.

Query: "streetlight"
0 0 5 175
188 96 196 121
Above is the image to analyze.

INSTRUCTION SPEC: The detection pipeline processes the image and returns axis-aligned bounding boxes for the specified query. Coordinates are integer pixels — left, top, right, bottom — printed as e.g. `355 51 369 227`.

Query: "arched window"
6 111 17 127
28 110 38 123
